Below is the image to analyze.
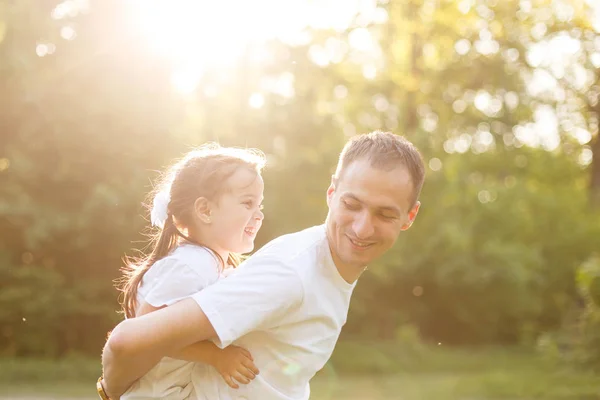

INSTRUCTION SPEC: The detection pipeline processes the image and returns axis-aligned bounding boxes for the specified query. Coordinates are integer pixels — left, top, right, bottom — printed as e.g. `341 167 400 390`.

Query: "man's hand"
99 377 121 400
212 345 260 389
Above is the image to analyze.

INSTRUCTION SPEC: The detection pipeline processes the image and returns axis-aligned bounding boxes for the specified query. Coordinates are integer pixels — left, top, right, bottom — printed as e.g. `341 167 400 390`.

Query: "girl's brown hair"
118 143 266 319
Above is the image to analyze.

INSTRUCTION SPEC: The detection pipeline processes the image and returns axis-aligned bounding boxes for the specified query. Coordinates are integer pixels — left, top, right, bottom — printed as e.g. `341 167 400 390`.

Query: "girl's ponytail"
120 213 179 319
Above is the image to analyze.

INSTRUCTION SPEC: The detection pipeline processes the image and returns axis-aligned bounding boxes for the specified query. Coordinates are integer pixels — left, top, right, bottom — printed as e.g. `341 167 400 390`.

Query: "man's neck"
336 261 368 284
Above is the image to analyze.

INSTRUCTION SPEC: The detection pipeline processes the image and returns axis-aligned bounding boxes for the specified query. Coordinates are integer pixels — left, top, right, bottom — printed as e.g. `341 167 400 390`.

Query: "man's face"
326 158 420 270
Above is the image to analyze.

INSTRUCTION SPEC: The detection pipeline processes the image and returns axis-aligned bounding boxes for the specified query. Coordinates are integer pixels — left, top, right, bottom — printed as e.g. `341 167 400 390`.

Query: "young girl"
115 143 266 399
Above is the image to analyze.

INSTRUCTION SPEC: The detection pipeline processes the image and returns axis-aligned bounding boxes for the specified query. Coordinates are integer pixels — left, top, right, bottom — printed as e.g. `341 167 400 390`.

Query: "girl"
115 143 266 399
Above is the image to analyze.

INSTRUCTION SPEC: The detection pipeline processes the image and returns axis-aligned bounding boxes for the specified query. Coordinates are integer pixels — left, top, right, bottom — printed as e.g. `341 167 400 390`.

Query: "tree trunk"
590 133 600 207
405 0 422 136
588 79 600 208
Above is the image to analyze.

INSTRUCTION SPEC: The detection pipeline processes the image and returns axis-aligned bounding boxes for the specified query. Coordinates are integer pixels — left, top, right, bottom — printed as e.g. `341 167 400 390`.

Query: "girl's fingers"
231 371 250 385
223 375 239 389
237 365 256 380
242 359 260 375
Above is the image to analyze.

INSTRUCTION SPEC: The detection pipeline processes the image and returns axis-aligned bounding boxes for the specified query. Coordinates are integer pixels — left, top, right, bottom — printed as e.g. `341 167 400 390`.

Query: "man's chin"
340 255 371 270
348 251 382 269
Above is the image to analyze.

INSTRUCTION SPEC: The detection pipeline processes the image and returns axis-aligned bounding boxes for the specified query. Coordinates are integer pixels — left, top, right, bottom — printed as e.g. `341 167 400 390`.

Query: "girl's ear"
194 197 212 223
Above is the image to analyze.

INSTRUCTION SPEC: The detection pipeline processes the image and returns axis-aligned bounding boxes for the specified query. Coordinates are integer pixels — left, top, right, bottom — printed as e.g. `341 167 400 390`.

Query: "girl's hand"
212 345 260 389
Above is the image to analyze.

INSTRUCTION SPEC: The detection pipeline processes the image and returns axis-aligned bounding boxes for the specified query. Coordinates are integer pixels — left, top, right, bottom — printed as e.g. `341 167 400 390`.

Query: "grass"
2 344 599 399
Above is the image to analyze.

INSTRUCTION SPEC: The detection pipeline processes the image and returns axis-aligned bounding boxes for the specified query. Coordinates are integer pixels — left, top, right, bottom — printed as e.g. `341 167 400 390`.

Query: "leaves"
0 0 599 356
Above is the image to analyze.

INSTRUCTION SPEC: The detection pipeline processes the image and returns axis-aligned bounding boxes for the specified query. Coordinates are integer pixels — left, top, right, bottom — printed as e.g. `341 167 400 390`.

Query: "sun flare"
126 0 304 93
125 0 372 94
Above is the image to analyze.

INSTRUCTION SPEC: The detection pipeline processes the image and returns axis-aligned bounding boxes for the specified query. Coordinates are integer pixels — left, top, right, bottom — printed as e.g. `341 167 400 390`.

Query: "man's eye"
343 200 360 210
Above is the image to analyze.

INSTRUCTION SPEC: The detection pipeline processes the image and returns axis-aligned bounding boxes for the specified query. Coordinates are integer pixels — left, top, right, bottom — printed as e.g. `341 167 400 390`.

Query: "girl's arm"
171 340 259 389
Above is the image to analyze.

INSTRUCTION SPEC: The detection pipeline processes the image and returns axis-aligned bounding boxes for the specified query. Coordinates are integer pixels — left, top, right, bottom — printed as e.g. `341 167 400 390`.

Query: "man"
101 130 425 399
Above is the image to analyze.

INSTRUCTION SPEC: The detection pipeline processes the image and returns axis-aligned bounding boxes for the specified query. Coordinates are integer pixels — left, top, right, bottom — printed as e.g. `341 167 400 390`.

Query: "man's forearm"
101 298 218 397
102 327 164 398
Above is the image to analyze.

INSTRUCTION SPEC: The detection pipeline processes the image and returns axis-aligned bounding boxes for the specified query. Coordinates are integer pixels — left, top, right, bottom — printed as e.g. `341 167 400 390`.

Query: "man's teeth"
350 238 370 247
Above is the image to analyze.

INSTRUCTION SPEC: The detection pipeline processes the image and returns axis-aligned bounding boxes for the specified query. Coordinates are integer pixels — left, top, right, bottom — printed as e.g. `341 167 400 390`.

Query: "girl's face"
200 168 265 261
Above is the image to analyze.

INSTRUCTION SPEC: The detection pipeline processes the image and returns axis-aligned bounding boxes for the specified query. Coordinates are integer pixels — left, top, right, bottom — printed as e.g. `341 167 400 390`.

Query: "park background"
1 0 600 398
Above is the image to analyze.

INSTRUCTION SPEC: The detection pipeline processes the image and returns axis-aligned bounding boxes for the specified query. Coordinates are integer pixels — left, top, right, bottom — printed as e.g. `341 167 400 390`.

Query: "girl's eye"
243 201 263 210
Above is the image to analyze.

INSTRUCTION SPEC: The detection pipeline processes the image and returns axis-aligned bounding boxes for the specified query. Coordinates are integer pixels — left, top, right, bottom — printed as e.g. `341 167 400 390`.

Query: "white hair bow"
150 190 171 228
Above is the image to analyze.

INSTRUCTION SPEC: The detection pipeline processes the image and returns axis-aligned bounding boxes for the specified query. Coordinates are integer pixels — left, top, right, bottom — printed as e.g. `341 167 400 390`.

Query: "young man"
100 131 425 399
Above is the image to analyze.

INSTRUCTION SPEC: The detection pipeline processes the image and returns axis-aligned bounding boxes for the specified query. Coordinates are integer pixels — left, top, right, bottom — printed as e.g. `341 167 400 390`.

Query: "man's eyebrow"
379 206 402 215
341 193 361 202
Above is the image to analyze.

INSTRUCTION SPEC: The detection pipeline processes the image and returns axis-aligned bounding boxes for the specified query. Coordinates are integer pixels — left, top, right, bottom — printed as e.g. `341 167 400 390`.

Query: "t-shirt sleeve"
191 256 304 348
142 254 219 308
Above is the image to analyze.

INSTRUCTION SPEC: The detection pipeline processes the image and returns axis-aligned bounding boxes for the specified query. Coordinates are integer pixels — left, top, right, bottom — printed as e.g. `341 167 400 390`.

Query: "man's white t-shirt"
122 244 224 400
191 225 356 400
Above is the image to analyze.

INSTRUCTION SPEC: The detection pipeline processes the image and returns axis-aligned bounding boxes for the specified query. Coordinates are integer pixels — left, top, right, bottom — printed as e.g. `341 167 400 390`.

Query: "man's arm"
134 301 222 366
102 254 303 398
101 298 217 398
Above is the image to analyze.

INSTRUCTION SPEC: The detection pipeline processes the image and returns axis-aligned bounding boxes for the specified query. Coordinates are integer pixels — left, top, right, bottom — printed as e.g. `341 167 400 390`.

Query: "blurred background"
1 0 600 398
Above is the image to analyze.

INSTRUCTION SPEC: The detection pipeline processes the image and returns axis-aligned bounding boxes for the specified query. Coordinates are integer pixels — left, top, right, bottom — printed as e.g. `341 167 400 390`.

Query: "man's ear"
401 201 420 231
194 197 212 223
326 175 337 206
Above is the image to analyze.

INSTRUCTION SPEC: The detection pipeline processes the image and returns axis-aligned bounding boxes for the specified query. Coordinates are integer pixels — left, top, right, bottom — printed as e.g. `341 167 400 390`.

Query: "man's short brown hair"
334 131 425 207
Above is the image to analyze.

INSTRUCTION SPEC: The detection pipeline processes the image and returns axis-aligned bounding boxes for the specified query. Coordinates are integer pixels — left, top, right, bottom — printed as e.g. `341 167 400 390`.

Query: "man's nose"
352 211 374 239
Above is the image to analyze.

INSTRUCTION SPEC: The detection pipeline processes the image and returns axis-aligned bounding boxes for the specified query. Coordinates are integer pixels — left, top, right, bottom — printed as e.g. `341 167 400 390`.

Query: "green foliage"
0 354 100 384
535 256 600 371
577 256 600 308
0 251 120 357
573 256 600 370
0 0 599 361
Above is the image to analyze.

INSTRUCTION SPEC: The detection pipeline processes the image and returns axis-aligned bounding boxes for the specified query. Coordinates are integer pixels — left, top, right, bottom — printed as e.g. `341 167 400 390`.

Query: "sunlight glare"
60 26 77 40
572 127 592 145
52 0 89 20
362 64 377 80
127 0 370 67
249 93 265 109
127 0 380 94
171 66 203 95
428 158 442 171
579 147 593 166
128 0 249 68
